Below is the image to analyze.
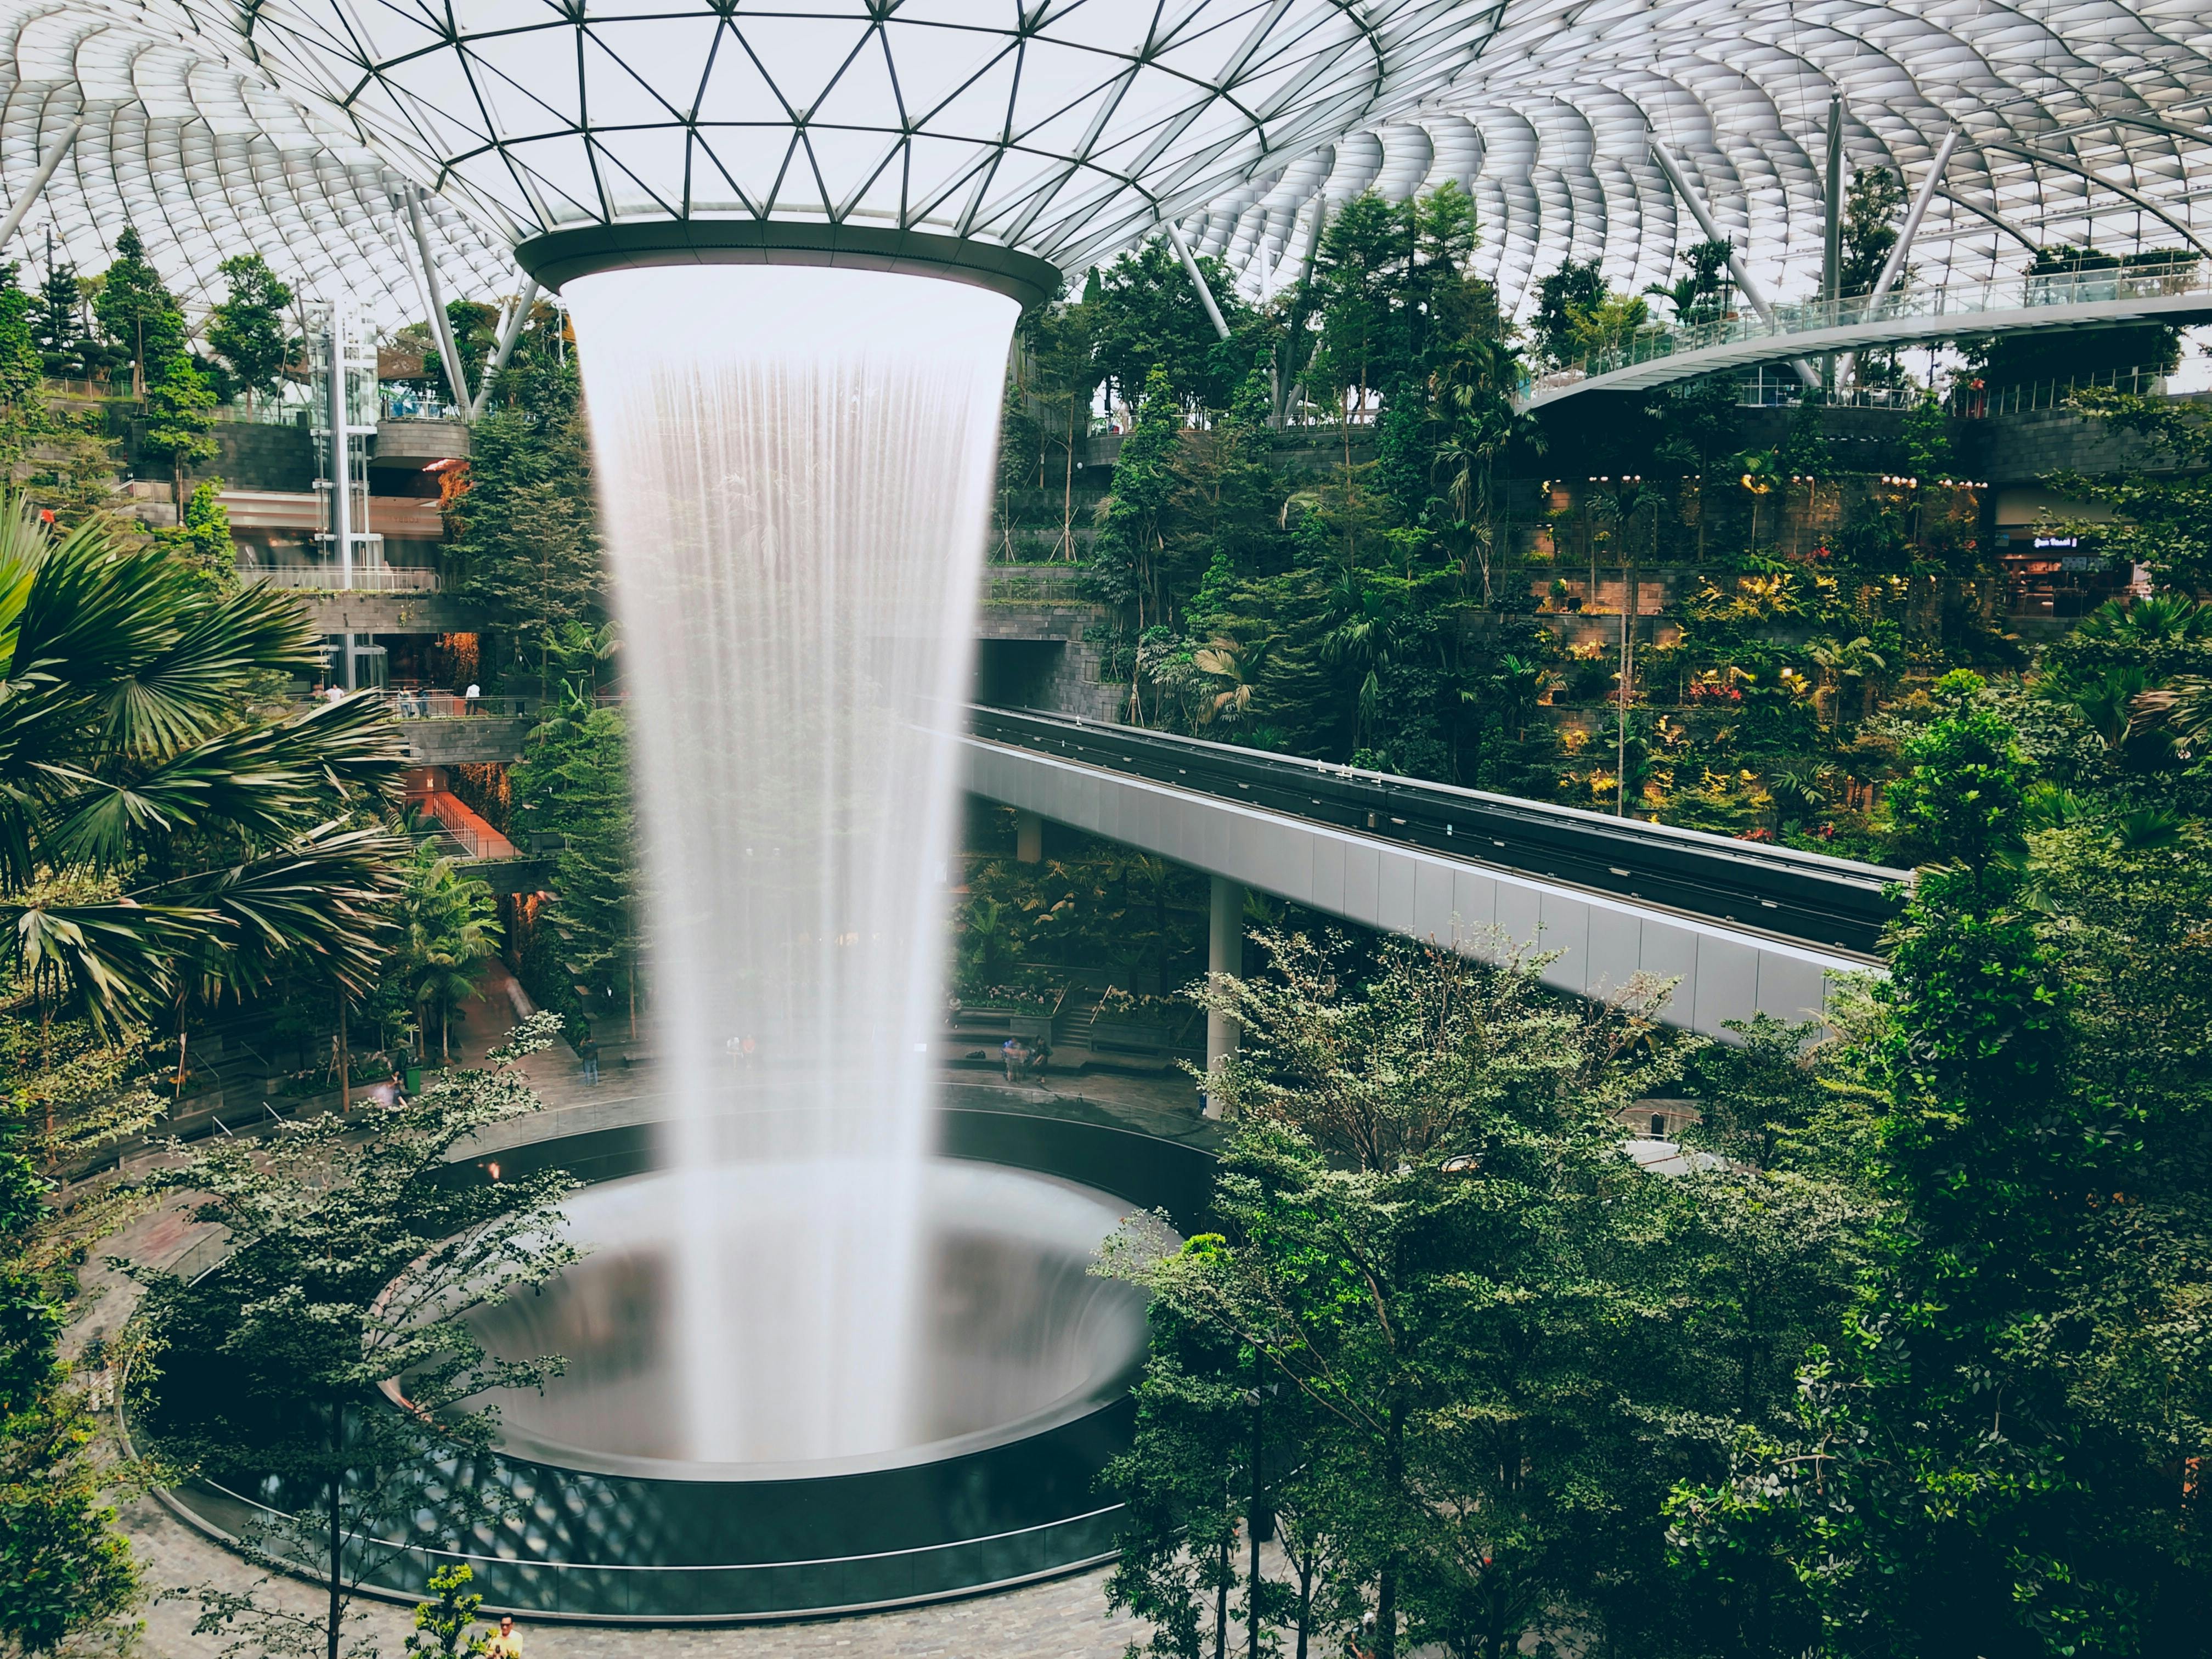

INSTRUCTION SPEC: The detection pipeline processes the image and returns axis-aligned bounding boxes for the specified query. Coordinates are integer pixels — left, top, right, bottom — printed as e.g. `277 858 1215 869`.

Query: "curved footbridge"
1527 262 2212 408
962 708 1906 1046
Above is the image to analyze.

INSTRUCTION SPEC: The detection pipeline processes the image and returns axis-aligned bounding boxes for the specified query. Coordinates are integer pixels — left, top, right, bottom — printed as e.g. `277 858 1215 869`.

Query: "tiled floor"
122 1497 1143 1657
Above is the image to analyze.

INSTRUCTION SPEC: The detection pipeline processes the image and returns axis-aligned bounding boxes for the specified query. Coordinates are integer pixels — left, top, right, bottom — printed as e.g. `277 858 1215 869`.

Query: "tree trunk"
326 1451 342 1659
1296 1555 1312 1659
1375 1396 1406 1659
628 960 638 1042
1062 394 1080 560
1248 1376 1265 1659
1215 1532 1230 1659
174 1002 190 1098
336 992 351 1113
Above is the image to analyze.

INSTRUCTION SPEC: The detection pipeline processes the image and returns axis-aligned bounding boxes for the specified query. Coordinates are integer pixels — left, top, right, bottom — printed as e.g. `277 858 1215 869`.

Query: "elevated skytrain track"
962 707 1908 1035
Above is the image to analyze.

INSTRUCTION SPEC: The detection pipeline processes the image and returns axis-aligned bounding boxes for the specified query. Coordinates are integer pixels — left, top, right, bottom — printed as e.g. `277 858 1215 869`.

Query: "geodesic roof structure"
0 0 514 331
0 2 2208 330
215 0 1494 281
1178 1 2212 319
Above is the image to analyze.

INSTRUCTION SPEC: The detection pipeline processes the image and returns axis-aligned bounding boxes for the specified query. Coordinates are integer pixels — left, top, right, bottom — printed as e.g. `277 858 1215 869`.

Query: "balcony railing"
249 565 443 592
213 399 314 426
1951 365 2172 419
405 821 514 861
1536 257 2212 396
380 396 469 423
378 690 540 721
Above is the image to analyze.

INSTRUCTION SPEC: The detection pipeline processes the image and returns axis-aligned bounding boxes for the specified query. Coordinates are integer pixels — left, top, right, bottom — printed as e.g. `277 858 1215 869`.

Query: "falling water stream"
562 266 1017 1465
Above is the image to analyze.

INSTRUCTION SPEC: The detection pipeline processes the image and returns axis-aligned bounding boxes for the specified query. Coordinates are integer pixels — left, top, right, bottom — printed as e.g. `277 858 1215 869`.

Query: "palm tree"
1192 634 1274 727
1809 635 1890 723
1322 572 1402 750
1431 335 1545 603
2037 662 2163 752
392 846 501 1064
1736 449 1781 545
2072 592 2212 648
0 497 409 1040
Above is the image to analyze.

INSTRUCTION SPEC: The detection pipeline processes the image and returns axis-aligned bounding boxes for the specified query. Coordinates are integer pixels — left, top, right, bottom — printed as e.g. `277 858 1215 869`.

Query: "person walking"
486 1615 523 1657
579 1032 600 1086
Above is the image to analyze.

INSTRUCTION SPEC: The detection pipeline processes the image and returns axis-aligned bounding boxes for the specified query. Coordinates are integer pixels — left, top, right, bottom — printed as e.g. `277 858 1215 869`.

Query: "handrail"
1539 259 2212 397
188 1471 1122 1576
966 703 1907 956
249 566 443 592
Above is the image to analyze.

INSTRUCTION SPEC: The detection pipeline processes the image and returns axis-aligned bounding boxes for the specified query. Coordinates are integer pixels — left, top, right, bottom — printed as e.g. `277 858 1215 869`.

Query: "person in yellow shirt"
484 1615 522 1658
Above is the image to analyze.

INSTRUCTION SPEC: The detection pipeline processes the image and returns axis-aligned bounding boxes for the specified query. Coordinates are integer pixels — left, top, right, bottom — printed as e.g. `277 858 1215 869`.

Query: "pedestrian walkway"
120 1493 1142 1657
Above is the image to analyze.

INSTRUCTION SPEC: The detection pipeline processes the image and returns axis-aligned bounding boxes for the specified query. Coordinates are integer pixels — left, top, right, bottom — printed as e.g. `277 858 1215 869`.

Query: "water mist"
563 266 1015 1465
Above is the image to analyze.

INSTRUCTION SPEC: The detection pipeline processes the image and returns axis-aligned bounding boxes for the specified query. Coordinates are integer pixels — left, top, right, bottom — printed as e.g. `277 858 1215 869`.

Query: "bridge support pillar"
1015 809 1043 864
1204 876 1244 1119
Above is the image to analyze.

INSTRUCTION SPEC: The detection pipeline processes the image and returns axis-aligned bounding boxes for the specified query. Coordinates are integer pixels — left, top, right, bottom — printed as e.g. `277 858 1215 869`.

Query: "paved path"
122 1493 1143 1657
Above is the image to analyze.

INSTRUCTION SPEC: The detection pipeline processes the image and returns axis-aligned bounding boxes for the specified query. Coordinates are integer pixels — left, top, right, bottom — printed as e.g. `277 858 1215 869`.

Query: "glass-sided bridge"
1527 261 2212 407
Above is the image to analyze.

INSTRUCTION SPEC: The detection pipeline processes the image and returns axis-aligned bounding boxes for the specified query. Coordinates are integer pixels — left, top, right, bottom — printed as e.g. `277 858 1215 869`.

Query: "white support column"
1650 138 1821 390
324 313 354 683
1821 97 1846 391
1841 128 1960 384
469 277 539 419
1821 97 1846 302
1204 875 1244 1119
404 185 473 415
0 119 81 255
1164 219 1233 342
1868 128 1962 303
1277 198 1330 425
1298 195 1329 286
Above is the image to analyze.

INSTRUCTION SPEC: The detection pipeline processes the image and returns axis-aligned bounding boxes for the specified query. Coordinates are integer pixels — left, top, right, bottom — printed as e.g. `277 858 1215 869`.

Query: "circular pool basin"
145 1106 1213 1622
466 1158 1155 1479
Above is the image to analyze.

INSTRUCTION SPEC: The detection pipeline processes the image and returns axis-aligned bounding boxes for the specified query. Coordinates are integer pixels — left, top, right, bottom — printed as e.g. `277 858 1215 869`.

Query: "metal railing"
159 1473 1122 1621
1952 365 2170 418
250 565 443 593
380 397 469 423
379 689 539 721
1735 373 1932 410
1537 258 2212 396
213 398 313 426
406 819 515 861
985 566 1097 603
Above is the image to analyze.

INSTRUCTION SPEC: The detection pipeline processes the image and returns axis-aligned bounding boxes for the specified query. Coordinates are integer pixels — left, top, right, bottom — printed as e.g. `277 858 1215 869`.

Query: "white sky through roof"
0 3 2206 331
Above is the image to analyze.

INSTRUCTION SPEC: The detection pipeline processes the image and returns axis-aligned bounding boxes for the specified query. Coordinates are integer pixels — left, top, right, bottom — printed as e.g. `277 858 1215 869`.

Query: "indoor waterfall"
562 266 1017 1465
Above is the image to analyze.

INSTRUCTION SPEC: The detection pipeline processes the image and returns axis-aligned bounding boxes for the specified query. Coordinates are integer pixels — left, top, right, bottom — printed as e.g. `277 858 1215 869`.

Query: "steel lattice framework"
0 2 2204 326
0 0 510 329
1182 1 2212 316
217 0 1493 283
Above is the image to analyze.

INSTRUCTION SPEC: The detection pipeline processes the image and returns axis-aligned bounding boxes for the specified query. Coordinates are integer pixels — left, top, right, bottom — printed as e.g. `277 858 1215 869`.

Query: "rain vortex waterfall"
563 267 1015 1464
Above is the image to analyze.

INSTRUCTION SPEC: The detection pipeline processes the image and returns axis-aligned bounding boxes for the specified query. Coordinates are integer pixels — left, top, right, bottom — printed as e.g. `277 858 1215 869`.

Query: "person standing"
579 1032 600 1086
464 680 481 715
485 1615 523 1657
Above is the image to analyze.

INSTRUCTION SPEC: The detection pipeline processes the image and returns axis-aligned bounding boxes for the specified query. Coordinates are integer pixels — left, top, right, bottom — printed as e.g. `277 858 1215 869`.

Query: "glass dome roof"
219 0 1494 284
0 0 512 330
1178 0 2212 316
0 2 2207 326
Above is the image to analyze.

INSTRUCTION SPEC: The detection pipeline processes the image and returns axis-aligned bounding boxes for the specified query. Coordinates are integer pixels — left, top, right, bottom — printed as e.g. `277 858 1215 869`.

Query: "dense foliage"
1112 670 2212 1655
134 1017 576 1659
